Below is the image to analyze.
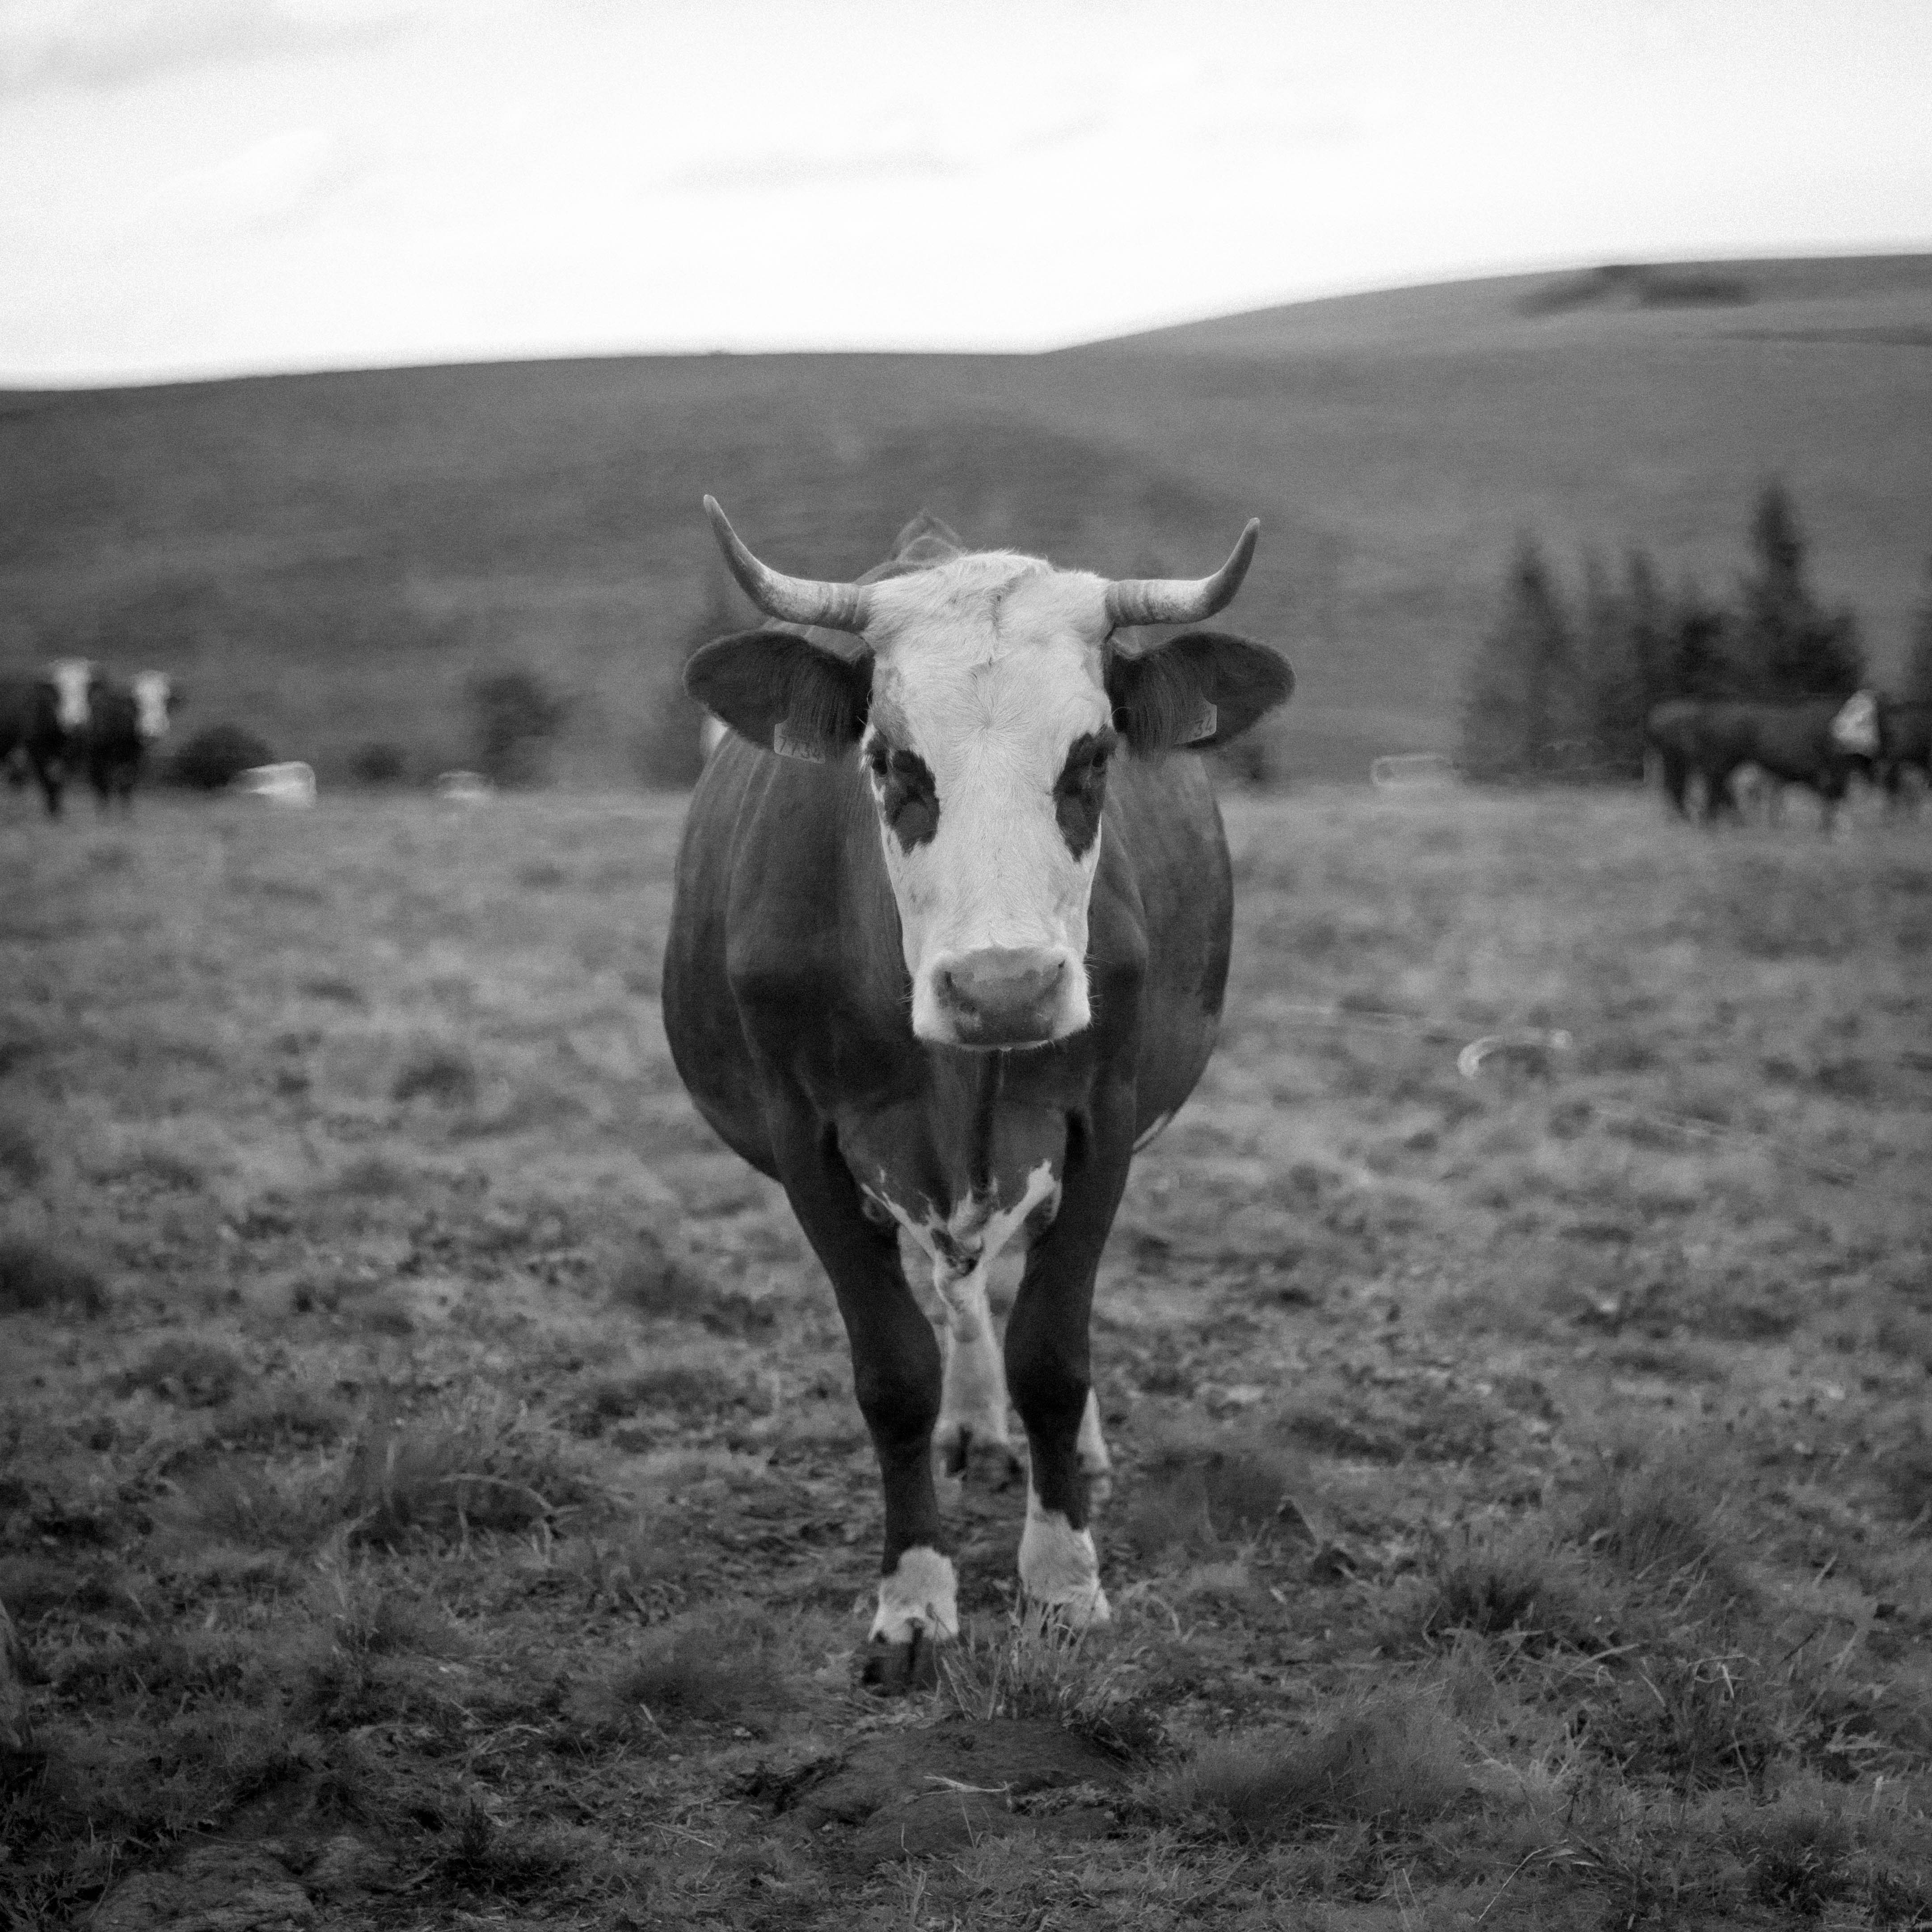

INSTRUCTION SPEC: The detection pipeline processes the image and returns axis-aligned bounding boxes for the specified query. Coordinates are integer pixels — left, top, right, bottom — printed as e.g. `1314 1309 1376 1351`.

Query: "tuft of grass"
337 1408 595 1547
572 1604 788 1735
391 1044 478 1108
172 1462 345 1555
214 1383 351 1450
1588 1650 1785 1794
1124 1429 1313 1557
1569 1452 1746 1606
119 1338 247 1408
1155 1686 1469 1839
0 1238 104 1316
939 1608 1167 1759
1405 1519 1607 1654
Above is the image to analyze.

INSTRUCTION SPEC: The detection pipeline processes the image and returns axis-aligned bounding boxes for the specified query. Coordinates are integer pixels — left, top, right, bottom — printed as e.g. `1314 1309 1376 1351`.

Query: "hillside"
4 253 1930 785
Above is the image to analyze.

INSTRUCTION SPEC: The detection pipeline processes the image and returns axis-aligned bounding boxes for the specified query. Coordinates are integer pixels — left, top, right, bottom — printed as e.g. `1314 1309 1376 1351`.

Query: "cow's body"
1646 696 1872 827
1877 700 1932 810
0 662 95 816
662 507 1288 1683
83 671 177 810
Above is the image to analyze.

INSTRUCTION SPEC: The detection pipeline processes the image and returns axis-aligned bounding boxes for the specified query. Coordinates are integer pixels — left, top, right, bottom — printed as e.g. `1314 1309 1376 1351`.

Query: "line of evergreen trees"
1460 481 1877 781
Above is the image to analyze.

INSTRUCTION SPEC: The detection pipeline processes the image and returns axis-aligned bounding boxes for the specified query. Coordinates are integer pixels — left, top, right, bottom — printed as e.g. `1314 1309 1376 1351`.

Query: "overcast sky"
3 0 1929 386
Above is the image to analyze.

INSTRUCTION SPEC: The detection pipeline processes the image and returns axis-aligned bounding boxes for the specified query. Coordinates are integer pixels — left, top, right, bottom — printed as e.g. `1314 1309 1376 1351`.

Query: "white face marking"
131 672 173 741
46 659 93 731
860 559 1115 1047
1018 1487 1110 1625
1831 691 1879 755
869 1544 959 1646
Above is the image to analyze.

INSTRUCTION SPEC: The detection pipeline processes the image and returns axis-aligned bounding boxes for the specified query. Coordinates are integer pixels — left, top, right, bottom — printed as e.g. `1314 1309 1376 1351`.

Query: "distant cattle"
232 761 317 806
664 499 1291 1684
0 659 96 815
1876 700 1932 810
83 671 179 810
1645 695 1876 830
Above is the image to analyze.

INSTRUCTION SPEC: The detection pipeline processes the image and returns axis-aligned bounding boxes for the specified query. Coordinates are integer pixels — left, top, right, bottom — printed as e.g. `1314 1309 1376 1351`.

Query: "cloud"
0 0 416 97
143 126 355 233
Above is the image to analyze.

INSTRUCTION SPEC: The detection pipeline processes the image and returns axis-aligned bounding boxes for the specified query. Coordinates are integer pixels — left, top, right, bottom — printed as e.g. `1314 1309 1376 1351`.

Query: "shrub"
466 666 569 787
169 723 276 791
0 1238 105 1316
348 740 409 785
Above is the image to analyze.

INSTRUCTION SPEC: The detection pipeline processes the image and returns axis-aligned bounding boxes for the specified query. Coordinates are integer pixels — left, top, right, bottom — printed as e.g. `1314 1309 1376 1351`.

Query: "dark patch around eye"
1054 729 1114 858
867 738 940 851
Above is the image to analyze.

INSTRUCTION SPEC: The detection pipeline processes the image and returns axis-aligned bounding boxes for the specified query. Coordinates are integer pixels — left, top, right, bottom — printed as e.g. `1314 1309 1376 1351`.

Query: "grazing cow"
1876 699 1932 811
0 659 95 815
1645 695 1875 829
663 501 1291 1684
83 671 179 810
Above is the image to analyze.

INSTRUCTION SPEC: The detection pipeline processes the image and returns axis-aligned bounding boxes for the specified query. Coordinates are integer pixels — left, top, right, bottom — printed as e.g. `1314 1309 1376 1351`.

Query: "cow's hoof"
861 1626 943 1695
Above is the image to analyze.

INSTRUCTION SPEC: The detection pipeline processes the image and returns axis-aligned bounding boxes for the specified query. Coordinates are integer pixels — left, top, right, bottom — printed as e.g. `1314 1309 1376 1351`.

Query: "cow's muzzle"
928 947 1080 1049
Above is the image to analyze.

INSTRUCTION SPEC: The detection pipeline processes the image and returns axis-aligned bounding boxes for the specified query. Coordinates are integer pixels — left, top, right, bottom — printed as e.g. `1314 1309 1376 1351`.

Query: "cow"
82 670 179 810
79 670 172 808
1645 694 1876 830
662 500 1291 1686
0 659 95 816
1876 699 1932 812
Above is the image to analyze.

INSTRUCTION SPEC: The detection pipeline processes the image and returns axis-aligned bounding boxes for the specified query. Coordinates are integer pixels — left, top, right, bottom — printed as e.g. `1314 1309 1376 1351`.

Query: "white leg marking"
1076 1388 1113 1504
869 1545 959 1646
1132 1108 1176 1153
935 1262 1012 1465
1018 1487 1111 1627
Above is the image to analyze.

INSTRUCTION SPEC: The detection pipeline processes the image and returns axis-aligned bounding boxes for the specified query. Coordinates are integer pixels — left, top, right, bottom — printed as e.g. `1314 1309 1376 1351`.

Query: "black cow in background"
1877 700 1932 811
82 671 180 810
1645 695 1877 830
0 660 96 816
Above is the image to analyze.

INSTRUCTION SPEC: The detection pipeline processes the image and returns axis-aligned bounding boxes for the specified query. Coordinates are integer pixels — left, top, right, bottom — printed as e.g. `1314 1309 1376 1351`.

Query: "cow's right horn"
1104 520 1260 628
703 498 873 633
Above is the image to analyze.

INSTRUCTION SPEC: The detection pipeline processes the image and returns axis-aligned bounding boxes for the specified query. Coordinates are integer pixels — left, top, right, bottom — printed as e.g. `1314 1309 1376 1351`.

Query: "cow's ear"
684 630 872 761
1105 630 1292 753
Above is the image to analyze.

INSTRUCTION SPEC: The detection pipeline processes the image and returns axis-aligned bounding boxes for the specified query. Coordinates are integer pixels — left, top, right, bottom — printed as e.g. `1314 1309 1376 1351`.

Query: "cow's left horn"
703 497 873 633
1104 519 1260 628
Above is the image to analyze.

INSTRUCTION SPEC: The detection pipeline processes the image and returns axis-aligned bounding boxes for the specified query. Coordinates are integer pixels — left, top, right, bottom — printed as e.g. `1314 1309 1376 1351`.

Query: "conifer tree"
1903 554 1932 706
1666 577 1732 701
1578 549 1646 776
1731 479 1865 698
1461 535 1581 779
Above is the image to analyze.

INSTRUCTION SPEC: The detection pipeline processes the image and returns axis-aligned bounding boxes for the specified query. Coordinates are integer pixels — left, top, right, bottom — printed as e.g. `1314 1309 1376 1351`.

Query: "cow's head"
44 658 96 733
131 671 177 742
687 501 1291 1050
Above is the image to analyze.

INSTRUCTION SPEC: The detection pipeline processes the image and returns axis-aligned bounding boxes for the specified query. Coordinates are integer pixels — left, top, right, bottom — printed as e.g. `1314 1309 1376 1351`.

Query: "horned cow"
662 502 1291 1686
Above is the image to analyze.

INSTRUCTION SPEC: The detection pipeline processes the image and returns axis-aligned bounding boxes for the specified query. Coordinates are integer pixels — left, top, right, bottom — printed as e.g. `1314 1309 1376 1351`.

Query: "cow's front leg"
1004 1096 1134 1627
769 1109 952 1688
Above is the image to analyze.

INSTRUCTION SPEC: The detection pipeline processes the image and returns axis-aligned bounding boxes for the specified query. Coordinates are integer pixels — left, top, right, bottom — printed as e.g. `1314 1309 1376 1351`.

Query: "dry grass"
0 784 1927 1928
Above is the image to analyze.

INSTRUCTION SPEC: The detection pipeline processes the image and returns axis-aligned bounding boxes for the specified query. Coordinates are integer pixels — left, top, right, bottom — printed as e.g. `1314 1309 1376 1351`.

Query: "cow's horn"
703 497 873 633
1104 519 1261 628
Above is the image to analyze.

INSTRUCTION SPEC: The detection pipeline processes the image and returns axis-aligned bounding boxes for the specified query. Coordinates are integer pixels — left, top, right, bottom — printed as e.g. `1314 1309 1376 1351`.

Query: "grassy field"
5 251 1931 786
2 779 1930 1929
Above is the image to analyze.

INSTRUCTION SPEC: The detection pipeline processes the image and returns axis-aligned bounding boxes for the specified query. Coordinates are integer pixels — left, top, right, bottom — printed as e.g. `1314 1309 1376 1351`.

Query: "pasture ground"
2 781 1929 1930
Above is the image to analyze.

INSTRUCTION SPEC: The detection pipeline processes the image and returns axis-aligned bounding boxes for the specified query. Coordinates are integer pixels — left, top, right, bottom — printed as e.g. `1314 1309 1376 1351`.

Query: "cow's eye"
869 741 938 850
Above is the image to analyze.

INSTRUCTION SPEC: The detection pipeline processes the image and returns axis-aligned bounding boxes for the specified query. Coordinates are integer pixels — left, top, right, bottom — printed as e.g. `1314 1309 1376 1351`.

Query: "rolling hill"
4 252 1930 785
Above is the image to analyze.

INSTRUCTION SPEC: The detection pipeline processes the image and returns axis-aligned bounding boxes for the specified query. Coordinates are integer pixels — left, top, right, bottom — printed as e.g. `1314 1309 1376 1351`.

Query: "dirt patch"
769 1717 1128 1865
